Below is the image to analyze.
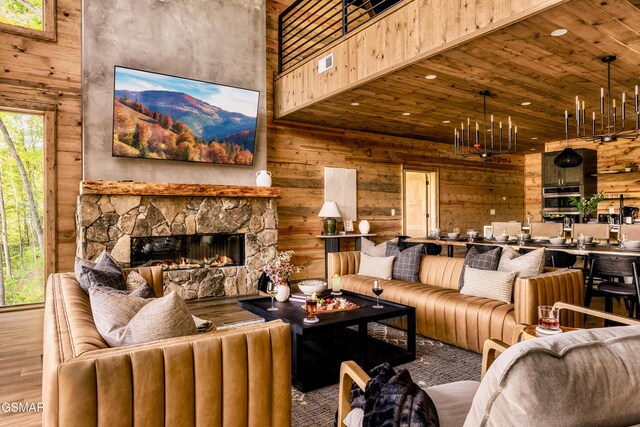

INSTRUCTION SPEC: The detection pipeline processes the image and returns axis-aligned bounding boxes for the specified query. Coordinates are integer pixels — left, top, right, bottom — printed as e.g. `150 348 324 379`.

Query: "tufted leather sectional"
43 267 292 426
328 252 584 352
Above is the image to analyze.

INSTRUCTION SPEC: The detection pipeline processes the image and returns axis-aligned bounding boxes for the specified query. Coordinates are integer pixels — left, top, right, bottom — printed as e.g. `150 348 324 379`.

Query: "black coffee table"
237 290 416 391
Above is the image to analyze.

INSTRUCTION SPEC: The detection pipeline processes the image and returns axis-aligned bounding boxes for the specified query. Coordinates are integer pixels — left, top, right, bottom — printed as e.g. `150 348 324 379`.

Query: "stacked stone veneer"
76 195 278 299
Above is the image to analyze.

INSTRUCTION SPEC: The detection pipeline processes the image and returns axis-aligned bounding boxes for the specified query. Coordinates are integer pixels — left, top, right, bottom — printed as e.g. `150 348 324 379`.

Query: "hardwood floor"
0 292 627 426
0 306 44 427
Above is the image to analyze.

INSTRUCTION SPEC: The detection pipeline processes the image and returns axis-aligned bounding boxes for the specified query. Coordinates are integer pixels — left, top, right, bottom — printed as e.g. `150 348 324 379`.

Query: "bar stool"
620 224 640 241
585 254 640 319
530 222 563 239
491 222 522 238
572 223 610 243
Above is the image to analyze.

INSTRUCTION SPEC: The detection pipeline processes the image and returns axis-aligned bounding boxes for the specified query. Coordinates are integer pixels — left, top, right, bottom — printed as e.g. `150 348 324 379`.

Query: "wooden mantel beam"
80 181 282 198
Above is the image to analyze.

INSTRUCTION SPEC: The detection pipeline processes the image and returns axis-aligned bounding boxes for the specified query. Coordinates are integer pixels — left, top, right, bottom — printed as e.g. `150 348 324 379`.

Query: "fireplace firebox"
130 233 245 270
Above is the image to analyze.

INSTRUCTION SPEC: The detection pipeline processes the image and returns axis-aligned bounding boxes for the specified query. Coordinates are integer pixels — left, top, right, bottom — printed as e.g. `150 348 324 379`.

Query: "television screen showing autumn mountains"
112 67 259 165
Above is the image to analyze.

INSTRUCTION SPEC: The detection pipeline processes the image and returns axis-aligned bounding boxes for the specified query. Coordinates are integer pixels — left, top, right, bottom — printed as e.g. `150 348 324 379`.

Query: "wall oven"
542 186 581 214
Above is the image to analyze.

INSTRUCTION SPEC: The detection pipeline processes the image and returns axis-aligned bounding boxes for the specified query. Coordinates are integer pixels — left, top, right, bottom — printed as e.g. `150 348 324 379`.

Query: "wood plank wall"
268 0 525 280
524 138 640 221
0 0 82 272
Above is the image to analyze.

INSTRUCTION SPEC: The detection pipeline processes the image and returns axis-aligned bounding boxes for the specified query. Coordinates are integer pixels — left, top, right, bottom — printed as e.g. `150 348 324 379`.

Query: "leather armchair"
43 268 292 426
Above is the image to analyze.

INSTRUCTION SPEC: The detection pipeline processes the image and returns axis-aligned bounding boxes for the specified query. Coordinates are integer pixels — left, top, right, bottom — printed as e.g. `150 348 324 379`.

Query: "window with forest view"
0 0 43 31
0 112 45 306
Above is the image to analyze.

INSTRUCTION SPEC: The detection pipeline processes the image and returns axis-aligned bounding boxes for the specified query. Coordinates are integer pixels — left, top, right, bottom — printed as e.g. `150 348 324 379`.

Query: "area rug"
291 323 482 427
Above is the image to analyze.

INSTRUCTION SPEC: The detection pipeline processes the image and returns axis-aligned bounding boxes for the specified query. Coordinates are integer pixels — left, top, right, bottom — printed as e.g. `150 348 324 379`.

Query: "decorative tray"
300 297 360 314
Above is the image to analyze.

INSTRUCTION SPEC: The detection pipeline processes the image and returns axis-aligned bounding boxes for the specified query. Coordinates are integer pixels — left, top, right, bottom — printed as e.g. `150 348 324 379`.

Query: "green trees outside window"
0 112 44 306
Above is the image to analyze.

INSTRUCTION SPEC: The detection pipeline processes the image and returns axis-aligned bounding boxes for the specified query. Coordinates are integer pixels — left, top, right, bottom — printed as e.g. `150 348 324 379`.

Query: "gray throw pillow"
74 257 96 283
77 251 127 292
89 289 197 347
459 246 502 290
386 242 423 282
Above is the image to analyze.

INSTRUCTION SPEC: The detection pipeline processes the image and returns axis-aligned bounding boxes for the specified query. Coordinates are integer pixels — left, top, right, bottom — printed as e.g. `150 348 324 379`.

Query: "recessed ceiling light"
530 148 537 151
551 28 568 37
521 101 532 106
350 102 360 106
531 137 538 140
402 112 411 116
425 74 437 80
442 120 450 124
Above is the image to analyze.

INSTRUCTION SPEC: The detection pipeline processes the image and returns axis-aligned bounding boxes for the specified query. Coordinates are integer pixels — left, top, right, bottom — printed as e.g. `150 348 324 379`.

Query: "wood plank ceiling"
276 0 640 152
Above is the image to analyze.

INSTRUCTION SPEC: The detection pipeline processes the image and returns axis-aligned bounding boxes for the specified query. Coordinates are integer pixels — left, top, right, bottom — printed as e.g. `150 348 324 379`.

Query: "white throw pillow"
89 288 197 347
361 237 398 257
497 247 545 277
357 253 394 279
460 267 517 303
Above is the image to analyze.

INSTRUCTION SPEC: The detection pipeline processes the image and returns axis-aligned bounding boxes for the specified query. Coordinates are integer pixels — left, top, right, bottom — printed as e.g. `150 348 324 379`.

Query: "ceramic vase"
275 284 290 302
358 219 371 234
256 170 272 187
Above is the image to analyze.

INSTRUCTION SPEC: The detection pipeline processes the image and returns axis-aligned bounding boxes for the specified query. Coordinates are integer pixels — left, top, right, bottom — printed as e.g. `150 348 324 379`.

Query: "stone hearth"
76 192 278 299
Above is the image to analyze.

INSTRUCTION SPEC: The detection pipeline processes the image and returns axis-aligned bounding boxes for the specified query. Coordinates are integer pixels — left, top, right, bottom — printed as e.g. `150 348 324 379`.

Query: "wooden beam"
80 181 283 198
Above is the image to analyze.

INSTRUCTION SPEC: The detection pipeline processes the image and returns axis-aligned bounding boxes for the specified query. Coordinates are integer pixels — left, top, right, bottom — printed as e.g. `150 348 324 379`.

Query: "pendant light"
454 90 517 158
554 147 583 168
555 110 583 168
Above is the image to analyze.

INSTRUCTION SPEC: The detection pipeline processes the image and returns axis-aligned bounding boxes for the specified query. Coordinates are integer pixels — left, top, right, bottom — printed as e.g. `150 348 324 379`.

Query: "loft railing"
278 0 403 73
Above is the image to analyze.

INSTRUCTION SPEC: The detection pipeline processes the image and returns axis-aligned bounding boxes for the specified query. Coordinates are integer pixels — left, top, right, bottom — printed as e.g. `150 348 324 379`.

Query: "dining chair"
519 247 576 268
572 223 610 242
620 224 640 241
491 222 521 238
397 235 442 256
530 222 563 239
585 253 640 318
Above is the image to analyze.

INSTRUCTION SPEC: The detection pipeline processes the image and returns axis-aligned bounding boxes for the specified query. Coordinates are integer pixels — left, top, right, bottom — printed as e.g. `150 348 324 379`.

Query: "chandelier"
568 55 639 143
454 90 517 158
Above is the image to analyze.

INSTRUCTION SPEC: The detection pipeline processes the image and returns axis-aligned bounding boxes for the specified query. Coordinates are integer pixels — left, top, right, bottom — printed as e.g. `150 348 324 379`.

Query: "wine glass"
266 281 278 311
372 280 384 309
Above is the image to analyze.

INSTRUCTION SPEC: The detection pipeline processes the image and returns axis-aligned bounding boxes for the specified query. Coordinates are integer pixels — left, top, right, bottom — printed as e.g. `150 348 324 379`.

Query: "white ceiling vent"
318 53 334 74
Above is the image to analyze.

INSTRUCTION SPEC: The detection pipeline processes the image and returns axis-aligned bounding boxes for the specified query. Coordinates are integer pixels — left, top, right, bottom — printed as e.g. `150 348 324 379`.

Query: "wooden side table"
317 233 376 279
522 325 577 340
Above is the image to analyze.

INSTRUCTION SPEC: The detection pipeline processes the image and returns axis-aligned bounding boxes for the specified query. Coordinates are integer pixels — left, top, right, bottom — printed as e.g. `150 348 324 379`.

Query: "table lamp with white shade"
318 201 342 235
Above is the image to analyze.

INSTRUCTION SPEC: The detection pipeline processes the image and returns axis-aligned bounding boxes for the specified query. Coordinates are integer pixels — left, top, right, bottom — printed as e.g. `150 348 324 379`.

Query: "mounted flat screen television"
112 66 259 165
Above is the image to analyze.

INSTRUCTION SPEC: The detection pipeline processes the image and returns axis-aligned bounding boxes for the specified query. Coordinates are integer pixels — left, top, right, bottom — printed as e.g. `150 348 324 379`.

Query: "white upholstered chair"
338 303 640 427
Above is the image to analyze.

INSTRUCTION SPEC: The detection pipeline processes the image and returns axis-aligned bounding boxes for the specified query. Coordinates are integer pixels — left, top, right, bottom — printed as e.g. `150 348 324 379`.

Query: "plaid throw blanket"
349 363 439 427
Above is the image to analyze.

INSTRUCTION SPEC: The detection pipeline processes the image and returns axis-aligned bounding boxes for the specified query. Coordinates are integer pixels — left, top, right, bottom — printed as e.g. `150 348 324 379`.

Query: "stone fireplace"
76 181 281 299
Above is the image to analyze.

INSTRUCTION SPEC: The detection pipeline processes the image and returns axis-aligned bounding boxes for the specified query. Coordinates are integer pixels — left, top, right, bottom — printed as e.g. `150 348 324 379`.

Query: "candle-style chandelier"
568 55 640 143
454 90 517 158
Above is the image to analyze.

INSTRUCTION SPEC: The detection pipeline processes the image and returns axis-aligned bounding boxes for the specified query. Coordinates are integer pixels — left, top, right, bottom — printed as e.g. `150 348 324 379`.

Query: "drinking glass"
467 229 476 242
305 298 318 321
538 305 560 331
517 233 525 246
372 280 384 309
331 274 342 295
620 233 627 249
266 281 278 311
577 233 585 250
453 228 460 234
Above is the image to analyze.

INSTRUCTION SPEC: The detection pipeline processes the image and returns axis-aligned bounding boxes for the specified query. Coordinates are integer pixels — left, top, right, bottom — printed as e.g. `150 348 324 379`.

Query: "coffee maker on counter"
623 206 639 224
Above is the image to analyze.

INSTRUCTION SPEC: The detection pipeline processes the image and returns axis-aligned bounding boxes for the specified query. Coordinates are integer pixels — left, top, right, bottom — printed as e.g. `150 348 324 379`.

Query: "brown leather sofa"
43 267 292 427
328 252 584 352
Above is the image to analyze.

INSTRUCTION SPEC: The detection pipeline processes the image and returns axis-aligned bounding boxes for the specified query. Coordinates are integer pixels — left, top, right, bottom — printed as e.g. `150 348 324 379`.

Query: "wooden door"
403 170 438 237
